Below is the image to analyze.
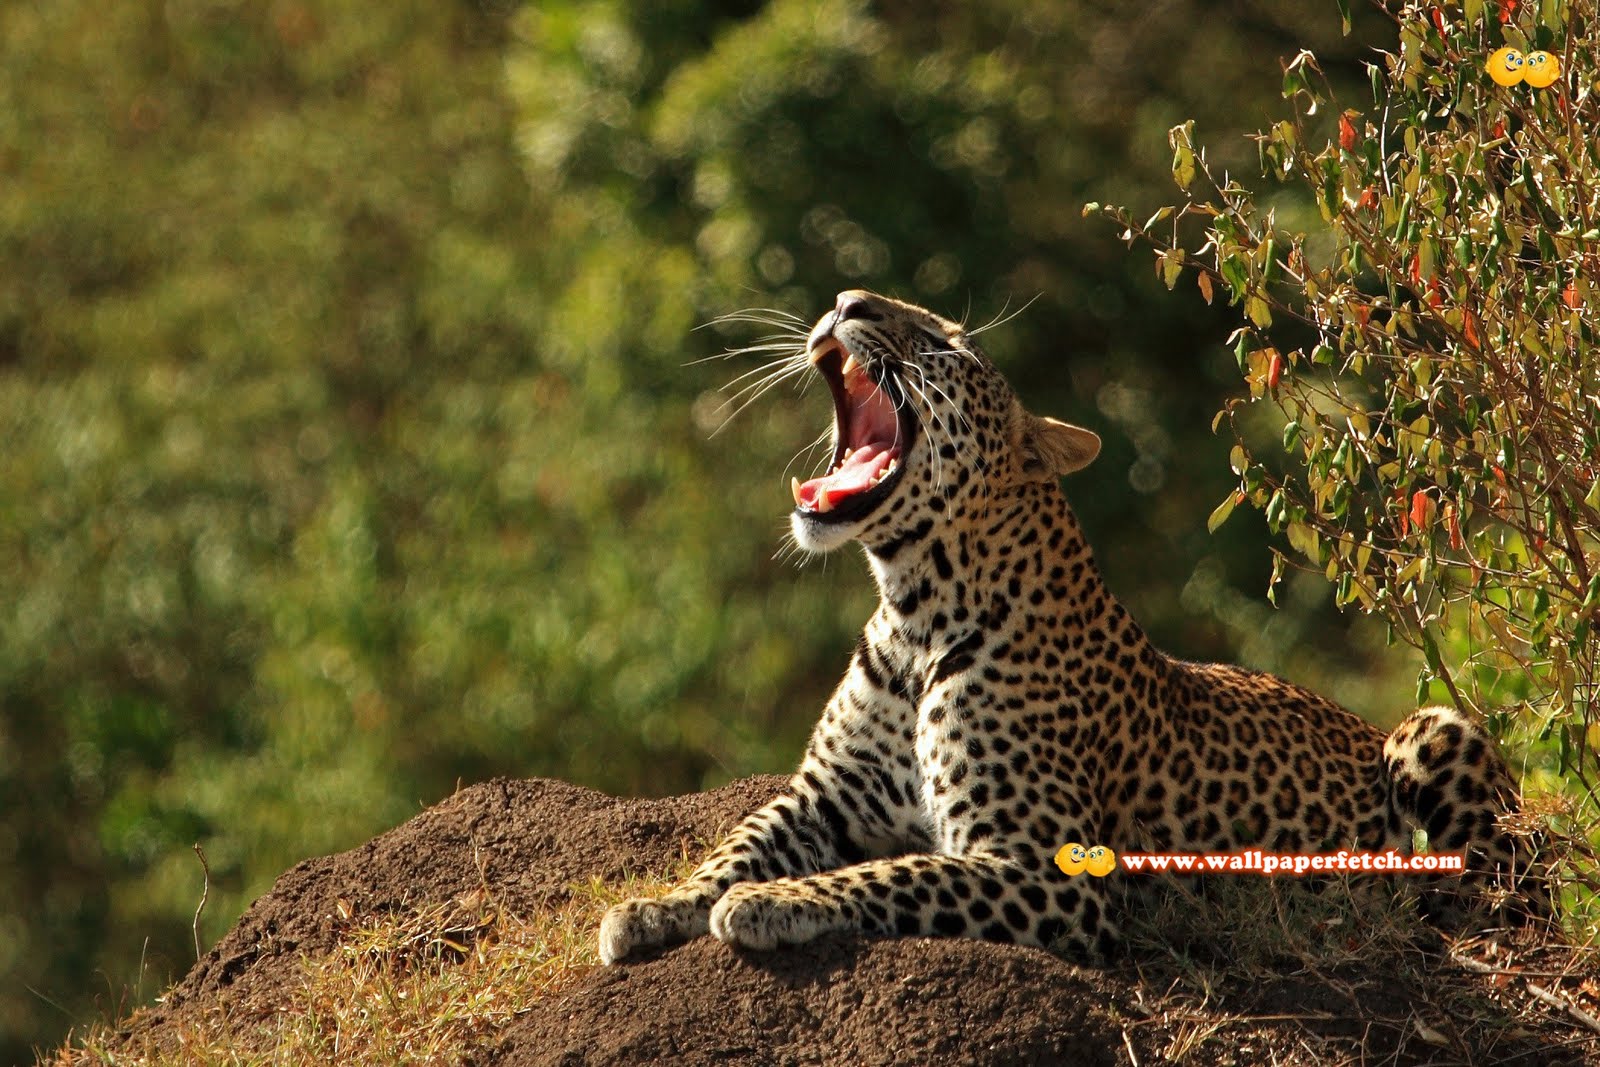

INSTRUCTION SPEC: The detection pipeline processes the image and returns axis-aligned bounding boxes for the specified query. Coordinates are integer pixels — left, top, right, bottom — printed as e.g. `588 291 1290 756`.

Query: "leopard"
599 289 1545 966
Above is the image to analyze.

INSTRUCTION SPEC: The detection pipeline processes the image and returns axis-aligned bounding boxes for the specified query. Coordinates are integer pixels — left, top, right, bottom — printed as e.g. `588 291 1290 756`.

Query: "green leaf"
1282 66 1307 99
1286 521 1319 560
1207 492 1239 533
1265 489 1286 527
1246 292 1273 328
1282 420 1302 451
1161 249 1184 289
1171 132 1197 191
1233 330 1252 371
1220 253 1249 295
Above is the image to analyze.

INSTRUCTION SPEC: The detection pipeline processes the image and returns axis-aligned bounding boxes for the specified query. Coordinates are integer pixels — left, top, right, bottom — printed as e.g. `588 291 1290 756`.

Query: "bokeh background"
2 0 1407 1059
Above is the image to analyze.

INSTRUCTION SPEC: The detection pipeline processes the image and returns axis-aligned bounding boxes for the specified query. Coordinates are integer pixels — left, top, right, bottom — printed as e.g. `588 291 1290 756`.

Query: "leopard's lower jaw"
790 509 859 553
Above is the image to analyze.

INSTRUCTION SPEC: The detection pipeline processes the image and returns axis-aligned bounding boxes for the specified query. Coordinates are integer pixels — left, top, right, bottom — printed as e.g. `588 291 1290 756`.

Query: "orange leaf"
1198 272 1214 305
1339 112 1359 152
1463 311 1480 348
1411 490 1432 532
1267 351 1285 390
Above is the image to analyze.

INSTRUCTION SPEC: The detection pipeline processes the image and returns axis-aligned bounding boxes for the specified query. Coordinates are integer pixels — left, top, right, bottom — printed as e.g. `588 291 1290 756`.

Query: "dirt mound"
152 775 786 1025
487 935 1121 1067
110 777 1594 1066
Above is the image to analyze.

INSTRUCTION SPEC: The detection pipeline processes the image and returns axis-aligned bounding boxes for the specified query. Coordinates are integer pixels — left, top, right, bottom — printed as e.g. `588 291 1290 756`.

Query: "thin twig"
192 842 211 961
1526 983 1600 1036
1453 950 1600 1035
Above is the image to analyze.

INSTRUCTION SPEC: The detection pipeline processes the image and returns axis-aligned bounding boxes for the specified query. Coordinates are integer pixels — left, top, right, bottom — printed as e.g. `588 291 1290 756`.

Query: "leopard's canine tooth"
807 337 844 366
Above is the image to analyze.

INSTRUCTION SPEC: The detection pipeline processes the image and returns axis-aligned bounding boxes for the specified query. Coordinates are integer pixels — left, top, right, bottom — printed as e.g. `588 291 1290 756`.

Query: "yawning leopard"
599 289 1544 964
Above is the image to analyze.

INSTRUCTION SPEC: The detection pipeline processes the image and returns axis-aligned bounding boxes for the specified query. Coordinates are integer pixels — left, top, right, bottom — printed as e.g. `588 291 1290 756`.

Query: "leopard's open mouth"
791 338 915 524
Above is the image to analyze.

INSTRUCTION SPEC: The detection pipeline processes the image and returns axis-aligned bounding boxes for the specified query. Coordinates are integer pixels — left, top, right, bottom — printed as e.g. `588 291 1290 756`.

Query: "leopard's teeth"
842 354 863 382
815 492 834 514
791 477 802 506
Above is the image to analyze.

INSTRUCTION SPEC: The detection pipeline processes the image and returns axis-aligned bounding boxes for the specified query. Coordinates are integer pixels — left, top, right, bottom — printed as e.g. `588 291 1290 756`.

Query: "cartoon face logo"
1486 46 1525 86
1055 843 1088 875
1523 51 1561 88
1084 845 1117 877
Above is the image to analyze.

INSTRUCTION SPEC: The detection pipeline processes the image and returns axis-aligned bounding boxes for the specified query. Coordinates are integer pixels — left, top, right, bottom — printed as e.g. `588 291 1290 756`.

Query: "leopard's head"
790 290 1101 555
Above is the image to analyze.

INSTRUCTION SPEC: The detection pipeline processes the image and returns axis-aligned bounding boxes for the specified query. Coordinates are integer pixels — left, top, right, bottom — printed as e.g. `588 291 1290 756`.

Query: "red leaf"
1564 282 1581 309
1339 113 1359 152
1431 7 1447 34
1267 351 1285 390
1396 488 1411 537
1411 490 1432 532
1358 186 1380 211
1491 118 1507 139
1499 0 1518 24
1408 252 1424 289
1463 310 1480 347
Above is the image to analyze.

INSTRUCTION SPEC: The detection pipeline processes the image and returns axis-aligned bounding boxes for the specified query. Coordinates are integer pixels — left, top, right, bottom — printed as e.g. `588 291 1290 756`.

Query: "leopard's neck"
862 480 1150 660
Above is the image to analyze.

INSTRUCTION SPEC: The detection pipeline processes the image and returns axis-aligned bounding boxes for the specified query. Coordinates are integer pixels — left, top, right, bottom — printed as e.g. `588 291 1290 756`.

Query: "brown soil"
108 776 1598 1066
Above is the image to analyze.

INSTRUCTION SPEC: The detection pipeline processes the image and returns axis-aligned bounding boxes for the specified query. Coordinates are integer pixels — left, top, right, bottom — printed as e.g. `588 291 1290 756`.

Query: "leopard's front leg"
599 785 865 964
707 847 1120 964
599 650 921 965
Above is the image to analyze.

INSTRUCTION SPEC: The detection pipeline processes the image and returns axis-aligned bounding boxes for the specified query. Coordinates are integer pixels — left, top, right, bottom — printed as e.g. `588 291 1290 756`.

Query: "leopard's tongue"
796 444 896 510
795 374 901 512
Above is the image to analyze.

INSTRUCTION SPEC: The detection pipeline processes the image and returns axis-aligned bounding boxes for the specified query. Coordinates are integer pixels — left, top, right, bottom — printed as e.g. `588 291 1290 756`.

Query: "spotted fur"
598 290 1545 966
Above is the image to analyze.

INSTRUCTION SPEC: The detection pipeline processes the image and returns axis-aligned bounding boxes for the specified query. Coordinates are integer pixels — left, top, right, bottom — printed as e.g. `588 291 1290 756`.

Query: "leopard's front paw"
708 882 843 951
597 894 710 965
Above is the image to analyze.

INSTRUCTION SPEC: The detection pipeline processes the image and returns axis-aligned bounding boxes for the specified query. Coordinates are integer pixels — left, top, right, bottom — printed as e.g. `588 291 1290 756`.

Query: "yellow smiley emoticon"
1055 842 1088 875
1085 845 1117 877
1523 51 1561 88
1486 47 1525 86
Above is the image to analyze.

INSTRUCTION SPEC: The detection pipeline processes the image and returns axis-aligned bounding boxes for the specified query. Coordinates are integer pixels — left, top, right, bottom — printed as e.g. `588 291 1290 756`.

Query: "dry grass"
44 862 695 1067
1113 813 1600 1066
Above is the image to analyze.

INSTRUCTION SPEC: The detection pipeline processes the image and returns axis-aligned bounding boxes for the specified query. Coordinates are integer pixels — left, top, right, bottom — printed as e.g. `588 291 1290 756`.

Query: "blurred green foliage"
5 0 1405 1059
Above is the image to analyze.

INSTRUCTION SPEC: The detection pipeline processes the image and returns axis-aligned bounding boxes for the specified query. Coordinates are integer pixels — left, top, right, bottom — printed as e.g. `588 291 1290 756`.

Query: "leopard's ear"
1021 414 1100 478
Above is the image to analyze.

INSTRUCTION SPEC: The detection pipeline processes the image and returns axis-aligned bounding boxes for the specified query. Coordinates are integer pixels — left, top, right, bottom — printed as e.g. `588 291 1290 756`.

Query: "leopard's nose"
835 291 881 323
